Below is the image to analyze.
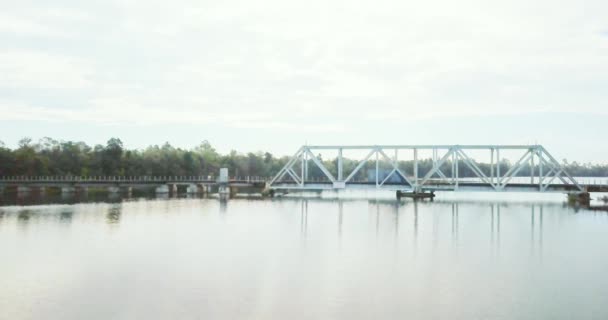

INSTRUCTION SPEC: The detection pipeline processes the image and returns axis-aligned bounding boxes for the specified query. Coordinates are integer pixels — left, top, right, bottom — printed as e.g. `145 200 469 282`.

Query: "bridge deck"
0 177 267 188
271 181 607 193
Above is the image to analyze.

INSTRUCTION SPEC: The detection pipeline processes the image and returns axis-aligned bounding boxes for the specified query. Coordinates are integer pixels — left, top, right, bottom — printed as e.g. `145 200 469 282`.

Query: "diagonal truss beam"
419 148 455 186
457 149 494 188
305 148 336 183
286 168 301 185
540 146 583 191
498 149 532 189
377 149 414 187
269 147 304 185
344 149 376 183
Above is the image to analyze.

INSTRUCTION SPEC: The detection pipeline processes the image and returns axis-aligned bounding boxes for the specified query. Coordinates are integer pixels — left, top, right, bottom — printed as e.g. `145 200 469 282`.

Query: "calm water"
1 193 608 319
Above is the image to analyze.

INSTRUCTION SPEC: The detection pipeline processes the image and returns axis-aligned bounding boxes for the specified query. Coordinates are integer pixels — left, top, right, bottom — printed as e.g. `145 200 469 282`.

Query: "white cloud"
0 0 607 156
0 50 93 89
0 99 347 133
0 14 67 37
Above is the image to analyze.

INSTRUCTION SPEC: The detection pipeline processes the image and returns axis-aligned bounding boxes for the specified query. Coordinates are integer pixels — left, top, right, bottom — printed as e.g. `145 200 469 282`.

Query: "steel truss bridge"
269 145 596 195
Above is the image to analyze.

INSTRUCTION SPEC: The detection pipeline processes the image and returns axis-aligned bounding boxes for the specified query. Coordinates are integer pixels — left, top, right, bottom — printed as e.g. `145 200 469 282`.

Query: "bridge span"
0 175 268 196
268 145 607 201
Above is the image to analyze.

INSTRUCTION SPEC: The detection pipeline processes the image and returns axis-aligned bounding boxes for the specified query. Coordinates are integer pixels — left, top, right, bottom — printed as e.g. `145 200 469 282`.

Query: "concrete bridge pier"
17 186 31 195
262 182 274 197
77 186 88 195
61 186 76 195
187 184 199 194
107 186 120 194
37 186 48 196
568 192 591 206
230 186 238 198
155 185 169 194
171 184 178 196
218 185 229 196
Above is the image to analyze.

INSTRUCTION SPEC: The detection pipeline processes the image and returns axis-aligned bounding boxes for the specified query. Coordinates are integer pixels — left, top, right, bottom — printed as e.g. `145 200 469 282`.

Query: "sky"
1 0 607 162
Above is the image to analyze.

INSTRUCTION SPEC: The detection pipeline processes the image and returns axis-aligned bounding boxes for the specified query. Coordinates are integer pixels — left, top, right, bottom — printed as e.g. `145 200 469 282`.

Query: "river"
0 192 607 319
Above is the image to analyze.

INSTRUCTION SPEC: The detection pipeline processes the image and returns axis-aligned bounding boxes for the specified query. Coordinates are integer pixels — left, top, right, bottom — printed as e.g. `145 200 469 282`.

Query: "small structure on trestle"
218 168 230 195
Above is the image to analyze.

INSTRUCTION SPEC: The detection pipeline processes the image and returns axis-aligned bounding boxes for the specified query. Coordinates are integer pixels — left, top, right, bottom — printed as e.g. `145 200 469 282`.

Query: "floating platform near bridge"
396 191 436 200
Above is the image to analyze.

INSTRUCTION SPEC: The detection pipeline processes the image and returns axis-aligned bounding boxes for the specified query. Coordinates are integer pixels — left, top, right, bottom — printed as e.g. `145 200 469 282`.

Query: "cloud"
0 50 93 89
1 0 608 150
0 99 348 133
0 14 68 38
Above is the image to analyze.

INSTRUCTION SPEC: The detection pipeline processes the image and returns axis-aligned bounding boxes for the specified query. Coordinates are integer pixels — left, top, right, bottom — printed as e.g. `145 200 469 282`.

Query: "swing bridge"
268 145 604 196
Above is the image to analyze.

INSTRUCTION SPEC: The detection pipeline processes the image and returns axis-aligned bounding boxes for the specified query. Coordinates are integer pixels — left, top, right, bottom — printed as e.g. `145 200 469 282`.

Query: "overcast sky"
1 0 607 162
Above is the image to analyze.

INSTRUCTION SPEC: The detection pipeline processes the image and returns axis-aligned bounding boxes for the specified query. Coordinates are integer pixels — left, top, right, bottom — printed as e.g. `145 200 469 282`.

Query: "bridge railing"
271 176 607 186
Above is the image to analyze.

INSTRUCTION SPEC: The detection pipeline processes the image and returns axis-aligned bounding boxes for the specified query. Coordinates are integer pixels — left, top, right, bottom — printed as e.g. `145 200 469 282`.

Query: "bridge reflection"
106 204 122 224
296 198 560 256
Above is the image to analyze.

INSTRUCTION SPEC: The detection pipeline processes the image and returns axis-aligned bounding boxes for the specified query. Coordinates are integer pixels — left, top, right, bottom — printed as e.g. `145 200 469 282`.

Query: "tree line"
0 138 286 178
0 138 606 179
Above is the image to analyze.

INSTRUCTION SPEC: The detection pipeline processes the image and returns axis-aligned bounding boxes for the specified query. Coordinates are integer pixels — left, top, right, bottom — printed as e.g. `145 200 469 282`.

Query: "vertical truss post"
301 151 305 186
338 148 343 181
538 148 543 189
451 151 456 184
304 150 308 181
375 148 379 187
433 148 448 181
490 148 495 186
414 148 418 189
395 148 399 184
455 148 459 190
530 148 535 184
496 148 500 185
432 148 436 172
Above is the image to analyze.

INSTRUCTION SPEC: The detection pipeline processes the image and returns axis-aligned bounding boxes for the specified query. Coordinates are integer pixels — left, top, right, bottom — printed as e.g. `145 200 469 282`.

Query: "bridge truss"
269 145 583 193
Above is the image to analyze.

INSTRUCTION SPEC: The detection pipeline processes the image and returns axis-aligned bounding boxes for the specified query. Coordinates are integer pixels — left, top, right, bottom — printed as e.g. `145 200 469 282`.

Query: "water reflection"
393 202 400 241
106 204 122 224
0 197 606 319
219 196 228 214
539 206 544 250
496 204 501 248
290 198 560 257
108 192 121 201
531 205 536 254
60 209 74 223
451 203 459 243
490 204 501 254
414 201 419 250
338 201 343 238
300 199 308 237
530 205 544 259
18 210 32 222
375 202 380 237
